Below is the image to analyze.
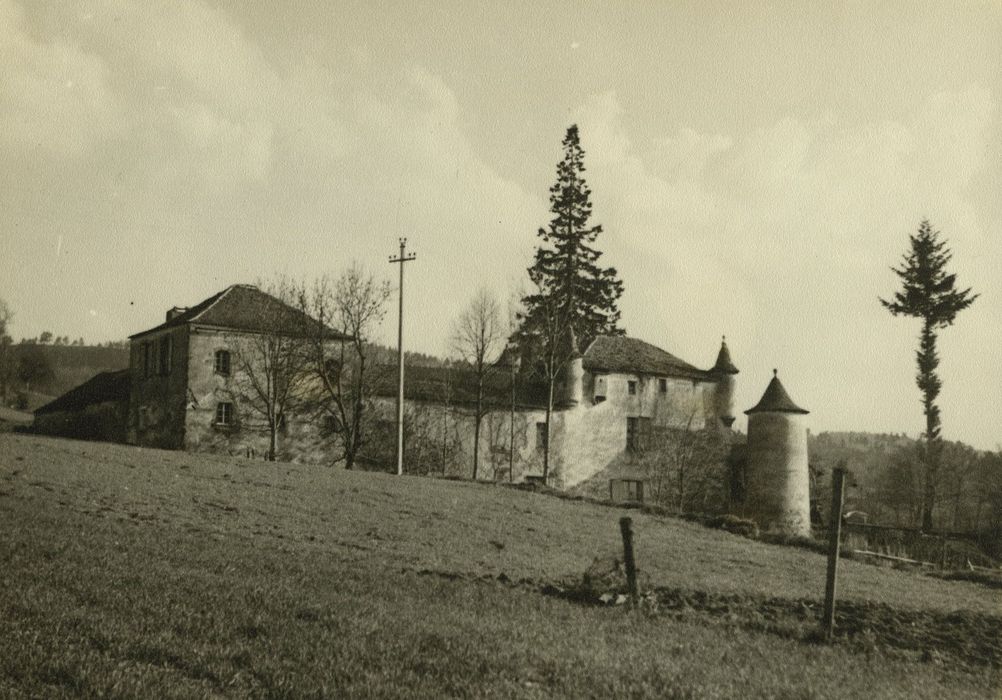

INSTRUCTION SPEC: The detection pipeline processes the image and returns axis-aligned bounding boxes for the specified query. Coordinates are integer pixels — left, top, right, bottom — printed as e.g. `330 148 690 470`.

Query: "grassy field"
1 434 999 698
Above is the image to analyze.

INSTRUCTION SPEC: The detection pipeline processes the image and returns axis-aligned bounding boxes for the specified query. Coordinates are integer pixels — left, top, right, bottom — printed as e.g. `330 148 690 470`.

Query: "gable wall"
127 325 189 449
553 370 718 488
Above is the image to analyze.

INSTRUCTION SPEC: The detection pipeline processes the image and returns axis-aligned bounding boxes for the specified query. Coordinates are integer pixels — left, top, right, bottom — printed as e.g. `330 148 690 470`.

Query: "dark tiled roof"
130 285 349 340
371 365 552 410
583 336 710 380
745 371 809 415
34 369 130 416
712 338 739 375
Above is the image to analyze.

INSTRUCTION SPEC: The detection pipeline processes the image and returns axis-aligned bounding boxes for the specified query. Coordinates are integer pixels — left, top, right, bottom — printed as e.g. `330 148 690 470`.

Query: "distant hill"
809 431 918 477
8 344 129 408
807 430 1000 550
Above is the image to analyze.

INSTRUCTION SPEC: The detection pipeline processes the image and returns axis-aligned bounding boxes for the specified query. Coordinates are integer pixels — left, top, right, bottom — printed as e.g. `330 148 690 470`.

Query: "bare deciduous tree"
450 288 505 480
522 272 575 484
0 299 14 404
502 287 527 483
638 409 730 514
230 278 316 462
300 264 391 469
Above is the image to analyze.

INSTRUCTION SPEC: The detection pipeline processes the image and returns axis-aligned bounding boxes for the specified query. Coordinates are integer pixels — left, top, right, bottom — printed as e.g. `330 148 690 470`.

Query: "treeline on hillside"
365 344 451 368
15 333 128 348
1 343 130 410
809 431 1002 557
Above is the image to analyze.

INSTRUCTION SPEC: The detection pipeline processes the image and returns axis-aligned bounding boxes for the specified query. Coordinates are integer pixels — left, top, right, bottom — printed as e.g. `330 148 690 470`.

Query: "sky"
1 0 1000 449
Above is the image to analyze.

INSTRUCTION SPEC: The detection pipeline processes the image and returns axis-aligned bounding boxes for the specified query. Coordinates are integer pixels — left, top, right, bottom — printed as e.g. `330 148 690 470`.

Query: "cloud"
566 87 997 444
0 0 121 156
160 102 273 183
0 0 282 183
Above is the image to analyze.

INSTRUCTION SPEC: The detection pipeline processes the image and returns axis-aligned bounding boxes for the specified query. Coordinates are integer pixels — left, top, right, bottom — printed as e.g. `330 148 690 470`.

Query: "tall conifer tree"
520 125 624 353
880 219 978 531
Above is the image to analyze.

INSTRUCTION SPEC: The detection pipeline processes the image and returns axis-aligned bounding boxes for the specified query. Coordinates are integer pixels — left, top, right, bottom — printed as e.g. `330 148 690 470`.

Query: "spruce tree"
520 125 624 353
880 220 978 531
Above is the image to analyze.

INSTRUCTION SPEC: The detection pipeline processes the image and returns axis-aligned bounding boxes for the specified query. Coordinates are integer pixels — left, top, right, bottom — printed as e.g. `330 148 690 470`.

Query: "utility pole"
389 238 416 476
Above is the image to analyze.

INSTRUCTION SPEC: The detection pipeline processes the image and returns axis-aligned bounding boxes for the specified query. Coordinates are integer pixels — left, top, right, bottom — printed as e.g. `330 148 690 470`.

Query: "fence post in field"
619 516 639 607
821 463 847 640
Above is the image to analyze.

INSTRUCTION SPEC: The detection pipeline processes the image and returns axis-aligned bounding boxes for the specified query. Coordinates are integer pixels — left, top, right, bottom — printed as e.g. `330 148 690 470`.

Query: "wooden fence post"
821 464 847 640
619 517 639 607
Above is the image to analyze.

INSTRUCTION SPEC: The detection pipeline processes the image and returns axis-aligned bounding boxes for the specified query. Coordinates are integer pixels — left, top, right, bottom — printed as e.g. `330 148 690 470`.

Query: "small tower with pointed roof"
710 336 739 429
562 327 584 407
743 370 811 536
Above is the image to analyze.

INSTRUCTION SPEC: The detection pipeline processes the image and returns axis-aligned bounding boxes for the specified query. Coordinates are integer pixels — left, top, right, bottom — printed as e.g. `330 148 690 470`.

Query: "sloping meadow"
1 434 999 698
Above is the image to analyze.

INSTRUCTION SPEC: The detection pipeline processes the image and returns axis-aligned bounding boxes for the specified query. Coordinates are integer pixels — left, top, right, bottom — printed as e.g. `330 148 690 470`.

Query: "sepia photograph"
1 1 1000 697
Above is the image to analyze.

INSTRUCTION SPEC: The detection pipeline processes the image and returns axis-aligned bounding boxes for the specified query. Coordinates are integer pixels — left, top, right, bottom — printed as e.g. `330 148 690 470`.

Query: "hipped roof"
129 284 349 340
583 336 712 381
370 364 553 410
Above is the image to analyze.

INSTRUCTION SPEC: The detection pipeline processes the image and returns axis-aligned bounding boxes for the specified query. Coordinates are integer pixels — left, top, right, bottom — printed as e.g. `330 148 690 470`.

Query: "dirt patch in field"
415 566 1001 671
547 581 1002 671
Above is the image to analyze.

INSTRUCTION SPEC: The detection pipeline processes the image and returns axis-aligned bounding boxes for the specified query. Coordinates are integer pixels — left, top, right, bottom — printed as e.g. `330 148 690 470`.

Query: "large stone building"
366 335 739 489
34 284 746 492
125 284 347 462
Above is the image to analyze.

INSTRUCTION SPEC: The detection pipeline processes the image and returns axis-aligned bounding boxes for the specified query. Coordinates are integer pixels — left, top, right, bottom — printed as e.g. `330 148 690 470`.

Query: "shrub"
707 514 759 539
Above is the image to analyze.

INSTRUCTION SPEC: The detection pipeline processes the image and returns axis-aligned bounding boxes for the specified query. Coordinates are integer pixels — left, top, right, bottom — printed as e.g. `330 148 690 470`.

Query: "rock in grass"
581 556 626 597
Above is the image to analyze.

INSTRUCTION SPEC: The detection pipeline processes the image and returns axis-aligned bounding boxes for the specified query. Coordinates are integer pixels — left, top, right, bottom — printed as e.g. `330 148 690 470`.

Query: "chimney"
166 306 188 322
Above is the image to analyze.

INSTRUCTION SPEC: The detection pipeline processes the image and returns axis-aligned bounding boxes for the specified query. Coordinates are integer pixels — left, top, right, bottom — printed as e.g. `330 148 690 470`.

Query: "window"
215 402 234 426
658 378 667 393
158 336 172 375
593 375 607 403
625 479 643 501
610 478 645 503
626 417 652 453
214 350 231 376
536 422 548 451
323 358 342 385
142 341 153 378
627 380 637 396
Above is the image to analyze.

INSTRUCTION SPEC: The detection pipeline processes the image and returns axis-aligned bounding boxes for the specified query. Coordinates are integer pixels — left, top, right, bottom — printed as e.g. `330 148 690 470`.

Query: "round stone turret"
563 328 584 406
743 370 811 536
710 336 739 428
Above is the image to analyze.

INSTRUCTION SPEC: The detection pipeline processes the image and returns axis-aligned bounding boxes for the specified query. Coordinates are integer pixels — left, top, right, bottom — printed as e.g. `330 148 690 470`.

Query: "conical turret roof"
565 326 582 359
744 370 809 415
712 337 739 375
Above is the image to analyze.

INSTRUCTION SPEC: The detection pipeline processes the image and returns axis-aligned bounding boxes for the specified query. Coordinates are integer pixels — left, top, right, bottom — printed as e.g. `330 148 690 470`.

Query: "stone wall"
367 369 724 488
128 325 190 449
362 396 547 480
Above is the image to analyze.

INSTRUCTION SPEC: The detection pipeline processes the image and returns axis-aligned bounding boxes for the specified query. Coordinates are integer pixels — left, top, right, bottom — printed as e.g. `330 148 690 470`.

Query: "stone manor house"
35 283 817 534
36 284 743 489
